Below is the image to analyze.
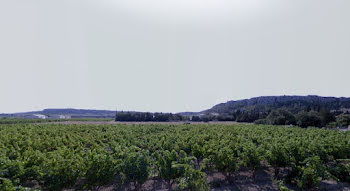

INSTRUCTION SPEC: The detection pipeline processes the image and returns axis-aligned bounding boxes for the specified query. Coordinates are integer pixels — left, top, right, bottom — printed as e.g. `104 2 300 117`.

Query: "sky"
0 0 350 113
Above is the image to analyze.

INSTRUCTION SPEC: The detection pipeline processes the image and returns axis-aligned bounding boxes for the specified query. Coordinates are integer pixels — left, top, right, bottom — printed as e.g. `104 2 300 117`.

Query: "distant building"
60 115 71 119
49 115 71 119
32 114 48 119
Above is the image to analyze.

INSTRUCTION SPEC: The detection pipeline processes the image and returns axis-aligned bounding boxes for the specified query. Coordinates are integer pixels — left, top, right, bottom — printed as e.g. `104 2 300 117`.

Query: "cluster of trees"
115 112 185 122
187 108 350 128
114 109 350 128
188 110 268 123
113 110 350 129
254 109 350 128
328 114 350 128
196 95 350 127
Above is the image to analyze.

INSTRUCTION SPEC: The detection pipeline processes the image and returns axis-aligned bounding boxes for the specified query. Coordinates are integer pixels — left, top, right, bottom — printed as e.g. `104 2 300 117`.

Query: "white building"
33 114 48 119
49 115 71 119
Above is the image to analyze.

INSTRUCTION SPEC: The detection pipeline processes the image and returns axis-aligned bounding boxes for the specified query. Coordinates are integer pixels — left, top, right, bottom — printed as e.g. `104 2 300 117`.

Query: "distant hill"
0 108 116 119
203 95 350 115
176 95 349 124
42 109 115 116
2 95 350 123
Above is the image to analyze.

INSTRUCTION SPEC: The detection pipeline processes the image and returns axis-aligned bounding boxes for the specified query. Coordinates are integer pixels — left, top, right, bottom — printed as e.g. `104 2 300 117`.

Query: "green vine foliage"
0 124 349 190
177 165 209 191
123 152 150 188
83 152 124 191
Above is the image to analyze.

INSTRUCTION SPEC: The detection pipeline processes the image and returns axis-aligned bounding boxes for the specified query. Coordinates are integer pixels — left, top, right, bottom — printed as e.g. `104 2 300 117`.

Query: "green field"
0 124 349 190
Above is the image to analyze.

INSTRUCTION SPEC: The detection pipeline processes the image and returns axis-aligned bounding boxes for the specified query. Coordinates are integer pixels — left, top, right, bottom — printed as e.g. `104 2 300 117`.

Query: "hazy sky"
1 0 350 113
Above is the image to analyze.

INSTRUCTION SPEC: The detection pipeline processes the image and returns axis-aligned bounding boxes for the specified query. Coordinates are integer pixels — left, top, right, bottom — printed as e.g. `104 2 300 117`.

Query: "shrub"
177 166 209 191
329 161 350 183
0 178 16 191
267 144 290 175
294 156 329 189
124 152 150 188
84 153 124 191
41 157 81 190
156 150 182 188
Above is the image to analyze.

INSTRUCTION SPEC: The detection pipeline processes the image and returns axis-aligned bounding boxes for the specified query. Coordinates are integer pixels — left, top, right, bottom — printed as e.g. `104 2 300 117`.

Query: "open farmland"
0 124 349 191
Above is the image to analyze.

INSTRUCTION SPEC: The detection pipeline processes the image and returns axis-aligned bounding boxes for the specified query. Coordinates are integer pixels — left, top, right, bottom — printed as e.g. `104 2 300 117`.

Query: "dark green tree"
319 108 335 126
265 109 296 125
296 111 322 128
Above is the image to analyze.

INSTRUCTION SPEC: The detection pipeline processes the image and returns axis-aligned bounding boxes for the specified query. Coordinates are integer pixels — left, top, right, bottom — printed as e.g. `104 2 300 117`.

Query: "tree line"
115 112 185 122
115 109 350 128
254 109 350 128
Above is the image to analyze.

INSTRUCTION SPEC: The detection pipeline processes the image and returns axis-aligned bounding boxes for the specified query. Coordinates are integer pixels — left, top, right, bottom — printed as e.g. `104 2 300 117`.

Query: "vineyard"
0 123 349 191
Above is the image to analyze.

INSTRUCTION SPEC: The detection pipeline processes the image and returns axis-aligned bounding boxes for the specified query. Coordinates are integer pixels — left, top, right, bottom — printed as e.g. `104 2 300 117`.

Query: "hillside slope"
203 95 350 114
